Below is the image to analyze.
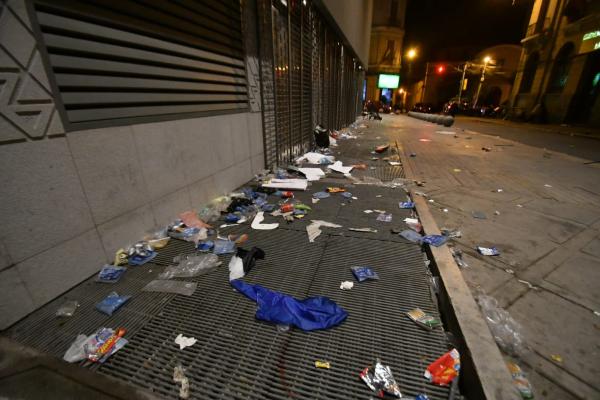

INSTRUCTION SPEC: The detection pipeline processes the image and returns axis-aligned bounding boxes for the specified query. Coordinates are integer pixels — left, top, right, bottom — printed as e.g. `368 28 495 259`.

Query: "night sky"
404 0 534 65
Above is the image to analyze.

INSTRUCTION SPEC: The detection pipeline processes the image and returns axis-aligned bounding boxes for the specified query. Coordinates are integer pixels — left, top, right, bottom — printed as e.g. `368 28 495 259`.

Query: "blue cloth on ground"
230 279 348 331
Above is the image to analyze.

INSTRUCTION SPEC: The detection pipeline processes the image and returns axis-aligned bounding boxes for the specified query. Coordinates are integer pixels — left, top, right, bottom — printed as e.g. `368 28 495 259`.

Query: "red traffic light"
436 65 445 74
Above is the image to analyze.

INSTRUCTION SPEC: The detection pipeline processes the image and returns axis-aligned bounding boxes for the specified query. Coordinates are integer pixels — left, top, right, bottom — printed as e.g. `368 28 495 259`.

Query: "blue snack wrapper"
97 265 127 283
95 292 131 316
398 201 415 209
421 235 449 247
351 266 380 282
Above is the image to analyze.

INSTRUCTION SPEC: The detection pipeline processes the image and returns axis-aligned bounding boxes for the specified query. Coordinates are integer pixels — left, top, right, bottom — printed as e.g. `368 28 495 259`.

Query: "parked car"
412 103 434 113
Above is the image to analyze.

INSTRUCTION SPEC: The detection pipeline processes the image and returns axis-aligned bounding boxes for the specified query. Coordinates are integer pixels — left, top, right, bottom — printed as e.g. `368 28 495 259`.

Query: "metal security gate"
257 0 363 167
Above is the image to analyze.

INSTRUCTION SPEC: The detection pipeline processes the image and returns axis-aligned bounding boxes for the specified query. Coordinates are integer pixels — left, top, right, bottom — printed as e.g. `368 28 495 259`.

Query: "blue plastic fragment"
313 191 330 199
197 240 214 252
95 292 131 316
351 266 379 282
261 203 276 212
225 213 241 223
398 201 415 209
128 251 156 266
230 279 348 331
421 235 449 247
341 192 353 199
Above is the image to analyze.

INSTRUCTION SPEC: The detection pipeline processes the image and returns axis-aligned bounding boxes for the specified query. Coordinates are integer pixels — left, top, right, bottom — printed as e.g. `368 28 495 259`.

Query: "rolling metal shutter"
31 0 248 129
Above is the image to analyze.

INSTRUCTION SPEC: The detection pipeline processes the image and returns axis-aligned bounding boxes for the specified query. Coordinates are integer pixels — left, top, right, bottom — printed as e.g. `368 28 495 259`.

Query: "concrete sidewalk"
375 114 600 400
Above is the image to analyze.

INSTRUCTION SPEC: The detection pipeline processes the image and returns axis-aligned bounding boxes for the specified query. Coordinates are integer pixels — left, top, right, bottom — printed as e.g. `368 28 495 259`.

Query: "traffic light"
436 65 445 74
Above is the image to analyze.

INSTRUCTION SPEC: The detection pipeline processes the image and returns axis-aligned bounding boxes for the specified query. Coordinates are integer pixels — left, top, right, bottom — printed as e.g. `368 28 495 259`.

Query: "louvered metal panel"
32 0 248 128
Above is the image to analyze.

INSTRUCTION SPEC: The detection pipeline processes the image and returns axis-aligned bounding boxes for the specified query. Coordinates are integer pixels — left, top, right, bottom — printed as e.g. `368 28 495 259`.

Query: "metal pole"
421 62 429 103
473 60 488 107
458 62 468 103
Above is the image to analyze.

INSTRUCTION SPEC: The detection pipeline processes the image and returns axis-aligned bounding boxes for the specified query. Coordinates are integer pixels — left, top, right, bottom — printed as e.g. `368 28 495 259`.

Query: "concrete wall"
0 0 264 329
321 0 373 66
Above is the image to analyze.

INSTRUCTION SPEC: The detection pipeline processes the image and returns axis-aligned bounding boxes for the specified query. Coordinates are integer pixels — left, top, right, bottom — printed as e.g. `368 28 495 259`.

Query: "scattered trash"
340 281 354 290
507 362 534 399
407 308 442 330
348 227 378 233
341 192 353 199
494 210 500 215
229 247 265 281
364 209 374 214
451 248 468 268
127 241 157 265
400 229 423 243
441 228 462 238
180 210 212 229
96 265 127 283
313 191 331 199
410 153 417 157
360 359 402 398
388 161 401 166
375 194 383 198
375 144 390 153
63 334 90 363
312 198 320 204
96 292 131 316
544 184 552 188
424 349 460 386
428 199 434 203
443 208 449 213
197 240 214 252
142 280 197 296
230 279 348 331
376 213 393 222
493 188 504 192
477 246 500 256
477 294 524 356
351 266 379 282
419 138 431 142
173 364 190 399
212 239 236 255
422 235 449 247
296 151 334 165
414 191 427 197
472 211 487 219
328 161 354 174
84 327 128 363
56 300 79 317
482 147 492 152
315 360 331 369
505 268 515 274
327 187 346 193
398 201 415 209
160 254 221 279
518 279 540 290
114 248 128 266
594 310 600 317
263 178 308 191
251 211 279 230
353 163 368 170
453 168 461 172
298 167 325 181
174 334 197 350
404 217 422 232
550 354 563 363
306 220 342 242
516 204 523 208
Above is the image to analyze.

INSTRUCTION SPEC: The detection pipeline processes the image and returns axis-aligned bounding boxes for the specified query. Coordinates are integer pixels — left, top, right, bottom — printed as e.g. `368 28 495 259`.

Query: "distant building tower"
510 0 600 125
365 0 407 108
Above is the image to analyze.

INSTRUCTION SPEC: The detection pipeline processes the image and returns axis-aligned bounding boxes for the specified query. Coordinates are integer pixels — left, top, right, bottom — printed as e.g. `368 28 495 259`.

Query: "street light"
474 56 492 107
407 48 417 60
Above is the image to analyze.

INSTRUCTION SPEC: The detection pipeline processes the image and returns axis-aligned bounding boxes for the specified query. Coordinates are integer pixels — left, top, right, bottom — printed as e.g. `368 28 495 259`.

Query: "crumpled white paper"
175 334 197 350
340 281 354 290
306 220 342 242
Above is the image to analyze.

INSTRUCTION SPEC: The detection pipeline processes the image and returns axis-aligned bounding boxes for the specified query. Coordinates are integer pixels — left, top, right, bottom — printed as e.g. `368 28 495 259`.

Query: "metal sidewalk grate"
6 177 455 399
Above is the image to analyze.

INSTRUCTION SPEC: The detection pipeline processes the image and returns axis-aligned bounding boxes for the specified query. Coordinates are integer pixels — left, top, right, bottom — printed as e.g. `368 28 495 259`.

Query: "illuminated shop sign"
580 31 600 54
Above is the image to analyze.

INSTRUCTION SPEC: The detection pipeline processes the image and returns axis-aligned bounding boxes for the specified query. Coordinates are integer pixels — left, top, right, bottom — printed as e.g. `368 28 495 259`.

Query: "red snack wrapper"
424 348 460 386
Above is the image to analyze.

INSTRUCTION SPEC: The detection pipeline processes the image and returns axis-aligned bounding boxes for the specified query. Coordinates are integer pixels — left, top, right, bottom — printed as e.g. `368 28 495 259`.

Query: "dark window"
519 52 539 93
547 42 575 93
32 0 248 129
